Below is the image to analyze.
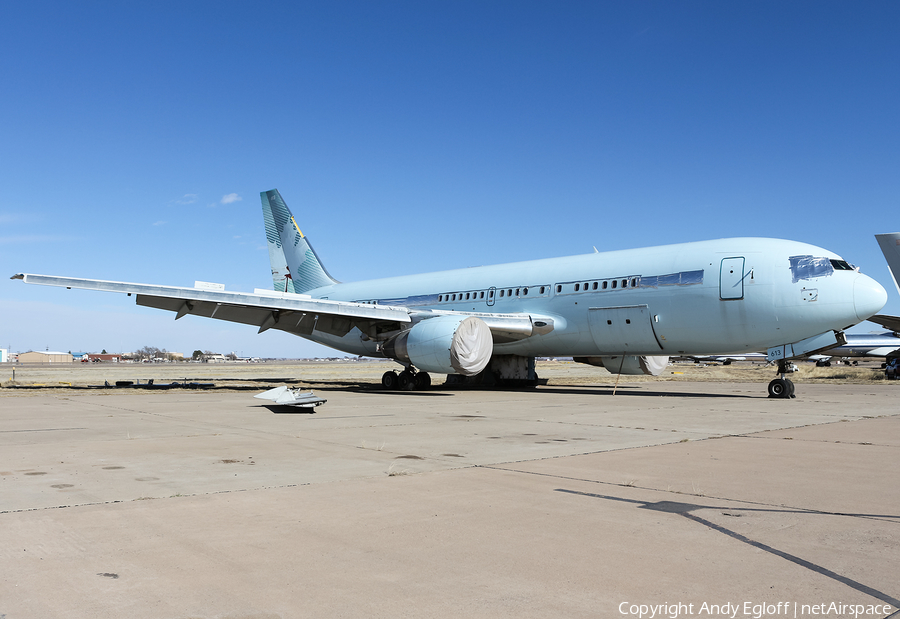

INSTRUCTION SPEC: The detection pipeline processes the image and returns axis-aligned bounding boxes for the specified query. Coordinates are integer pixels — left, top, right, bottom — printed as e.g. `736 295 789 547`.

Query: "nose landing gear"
768 360 796 399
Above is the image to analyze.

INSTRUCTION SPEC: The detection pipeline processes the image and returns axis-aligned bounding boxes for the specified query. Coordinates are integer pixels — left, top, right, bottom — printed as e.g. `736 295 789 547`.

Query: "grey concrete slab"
1 382 898 618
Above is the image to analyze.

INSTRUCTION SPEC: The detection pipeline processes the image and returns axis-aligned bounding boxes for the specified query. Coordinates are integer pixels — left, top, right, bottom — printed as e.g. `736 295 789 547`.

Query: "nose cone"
854 274 888 321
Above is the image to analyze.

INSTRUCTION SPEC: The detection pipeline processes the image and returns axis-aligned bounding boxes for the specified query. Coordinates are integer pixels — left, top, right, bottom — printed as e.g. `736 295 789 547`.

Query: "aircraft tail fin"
876 233 900 297
260 189 338 293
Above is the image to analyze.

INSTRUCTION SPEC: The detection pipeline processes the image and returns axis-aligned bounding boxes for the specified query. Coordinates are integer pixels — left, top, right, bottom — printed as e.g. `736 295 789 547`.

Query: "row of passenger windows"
438 277 640 302
440 291 485 302
560 277 639 293
437 286 550 302
358 277 640 306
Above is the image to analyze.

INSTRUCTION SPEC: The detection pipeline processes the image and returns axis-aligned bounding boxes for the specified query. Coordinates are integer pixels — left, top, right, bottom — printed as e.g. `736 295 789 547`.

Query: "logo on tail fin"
260 189 338 294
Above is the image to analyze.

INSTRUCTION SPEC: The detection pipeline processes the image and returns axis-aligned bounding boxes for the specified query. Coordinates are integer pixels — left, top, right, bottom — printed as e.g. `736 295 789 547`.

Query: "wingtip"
11 273 24 280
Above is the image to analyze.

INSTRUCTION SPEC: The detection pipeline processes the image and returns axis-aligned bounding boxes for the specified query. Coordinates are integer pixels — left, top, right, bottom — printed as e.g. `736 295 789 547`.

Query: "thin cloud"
221 193 242 204
174 194 199 205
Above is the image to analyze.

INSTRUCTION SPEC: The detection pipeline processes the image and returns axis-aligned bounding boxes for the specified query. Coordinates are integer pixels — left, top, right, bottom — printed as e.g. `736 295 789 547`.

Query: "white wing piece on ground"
254 386 327 408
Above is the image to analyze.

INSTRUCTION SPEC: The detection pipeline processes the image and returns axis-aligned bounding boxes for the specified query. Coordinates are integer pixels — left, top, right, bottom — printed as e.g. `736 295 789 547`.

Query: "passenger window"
508 289 513 296
592 282 598 290
575 283 580 291
438 295 442 302
631 278 637 287
523 288 528 296
621 279 627 288
452 294 456 301
489 290 494 298
556 285 562 293
466 293 470 300
540 286 545 294
499 290 504 297
480 291 484 299
612 280 617 289
602 281 608 290
583 282 588 290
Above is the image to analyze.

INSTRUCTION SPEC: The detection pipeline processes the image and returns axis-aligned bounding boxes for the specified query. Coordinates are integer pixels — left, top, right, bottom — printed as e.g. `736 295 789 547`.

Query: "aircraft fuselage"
299 237 886 359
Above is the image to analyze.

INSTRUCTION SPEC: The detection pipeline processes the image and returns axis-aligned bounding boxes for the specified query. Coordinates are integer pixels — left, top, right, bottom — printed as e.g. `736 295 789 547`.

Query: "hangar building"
17 351 74 363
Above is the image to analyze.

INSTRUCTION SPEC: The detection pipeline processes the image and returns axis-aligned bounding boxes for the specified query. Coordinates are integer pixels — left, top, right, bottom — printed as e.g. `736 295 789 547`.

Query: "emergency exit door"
719 257 745 300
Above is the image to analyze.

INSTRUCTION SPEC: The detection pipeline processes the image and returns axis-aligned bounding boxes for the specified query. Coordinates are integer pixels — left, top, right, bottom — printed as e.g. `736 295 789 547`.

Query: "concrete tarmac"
1 381 898 618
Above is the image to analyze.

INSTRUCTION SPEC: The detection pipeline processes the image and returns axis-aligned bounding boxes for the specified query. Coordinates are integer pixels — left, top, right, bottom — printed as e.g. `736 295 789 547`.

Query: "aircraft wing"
867 314 900 334
11 273 549 342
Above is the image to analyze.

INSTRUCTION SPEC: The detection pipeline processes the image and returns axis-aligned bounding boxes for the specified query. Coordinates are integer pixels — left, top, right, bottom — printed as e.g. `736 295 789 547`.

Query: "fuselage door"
719 257 745 300
487 287 496 307
588 304 663 353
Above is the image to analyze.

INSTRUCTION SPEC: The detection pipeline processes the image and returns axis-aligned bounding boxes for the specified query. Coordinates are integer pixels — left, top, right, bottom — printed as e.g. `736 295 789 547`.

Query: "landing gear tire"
768 378 794 399
398 370 415 391
414 372 431 390
381 371 399 390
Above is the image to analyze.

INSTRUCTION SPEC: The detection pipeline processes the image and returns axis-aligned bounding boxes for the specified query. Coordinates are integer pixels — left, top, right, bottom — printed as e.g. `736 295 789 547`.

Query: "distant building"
0 349 7 363
18 351 73 363
86 353 122 363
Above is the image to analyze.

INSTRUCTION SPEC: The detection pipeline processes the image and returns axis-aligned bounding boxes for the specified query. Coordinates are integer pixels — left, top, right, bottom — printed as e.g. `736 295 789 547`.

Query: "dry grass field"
1 357 893 394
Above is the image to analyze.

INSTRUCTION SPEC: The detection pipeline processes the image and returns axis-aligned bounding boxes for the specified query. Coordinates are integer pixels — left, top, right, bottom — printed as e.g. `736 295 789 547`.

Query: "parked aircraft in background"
13 189 888 398
683 330 900 366
815 331 900 361
867 232 900 334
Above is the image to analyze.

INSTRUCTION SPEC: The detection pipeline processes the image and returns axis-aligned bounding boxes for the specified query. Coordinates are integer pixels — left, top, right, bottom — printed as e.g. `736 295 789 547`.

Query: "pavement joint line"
74 399 419 438
0 482 312 515
480 464 900 524
0 427 88 433
736 434 899 448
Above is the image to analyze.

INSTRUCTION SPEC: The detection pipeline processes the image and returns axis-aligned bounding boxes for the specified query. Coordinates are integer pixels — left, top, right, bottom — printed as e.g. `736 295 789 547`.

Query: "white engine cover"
575 355 669 376
392 315 493 376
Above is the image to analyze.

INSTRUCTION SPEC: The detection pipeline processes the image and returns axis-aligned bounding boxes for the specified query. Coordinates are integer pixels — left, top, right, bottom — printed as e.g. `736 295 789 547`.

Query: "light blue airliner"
13 189 888 398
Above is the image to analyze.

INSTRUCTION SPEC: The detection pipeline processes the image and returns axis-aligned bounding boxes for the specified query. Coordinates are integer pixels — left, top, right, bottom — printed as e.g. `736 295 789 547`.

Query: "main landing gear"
382 368 431 391
767 360 796 399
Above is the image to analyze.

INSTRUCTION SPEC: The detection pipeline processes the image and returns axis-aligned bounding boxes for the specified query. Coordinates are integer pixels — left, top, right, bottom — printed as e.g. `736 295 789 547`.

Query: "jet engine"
574 355 669 376
382 315 493 376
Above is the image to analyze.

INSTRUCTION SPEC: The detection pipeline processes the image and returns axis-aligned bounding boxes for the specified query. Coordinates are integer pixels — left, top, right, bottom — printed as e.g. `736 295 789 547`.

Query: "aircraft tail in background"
875 232 900 297
865 233 900 334
260 189 338 294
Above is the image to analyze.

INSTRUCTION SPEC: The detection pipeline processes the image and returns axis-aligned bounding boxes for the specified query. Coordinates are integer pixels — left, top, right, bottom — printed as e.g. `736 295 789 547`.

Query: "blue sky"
1 1 898 358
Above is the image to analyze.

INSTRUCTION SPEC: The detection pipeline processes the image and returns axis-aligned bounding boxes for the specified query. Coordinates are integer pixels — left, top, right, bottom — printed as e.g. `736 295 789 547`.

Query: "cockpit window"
830 259 855 271
789 255 834 283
